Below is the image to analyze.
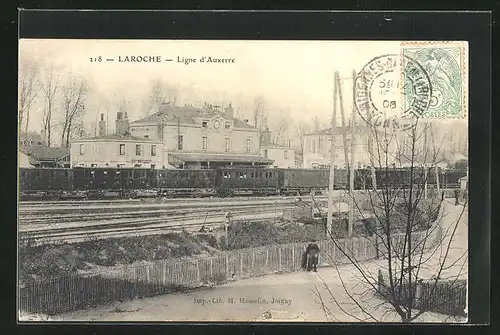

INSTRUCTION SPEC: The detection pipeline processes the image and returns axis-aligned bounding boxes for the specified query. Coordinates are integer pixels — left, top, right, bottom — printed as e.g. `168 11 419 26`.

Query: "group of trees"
19 59 88 148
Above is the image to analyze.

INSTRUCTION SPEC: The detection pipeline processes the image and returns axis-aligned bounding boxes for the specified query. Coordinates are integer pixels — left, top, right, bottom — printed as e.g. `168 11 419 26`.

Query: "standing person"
305 241 320 272
454 188 460 206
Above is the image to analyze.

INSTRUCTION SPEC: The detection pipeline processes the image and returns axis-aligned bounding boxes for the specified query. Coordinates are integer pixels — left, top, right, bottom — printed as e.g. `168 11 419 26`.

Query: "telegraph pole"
430 124 440 195
337 75 350 176
348 69 357 237
424 122 429 199
327 73 339 236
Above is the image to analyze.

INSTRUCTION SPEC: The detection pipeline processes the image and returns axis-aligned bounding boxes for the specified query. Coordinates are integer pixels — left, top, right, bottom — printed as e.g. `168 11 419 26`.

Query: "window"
202 121 208 128
151 145 156 156
91 164 97 167
151 164 155 169
202 137 207 151
134 164 142 168
245 139 251 153
144 135 149 138
225 123 230 129
224 138 230 152
264 149 268 158
135 144 141 156
178 135 184 150
312 139 316 153
119 144 125 155
79 144 84 155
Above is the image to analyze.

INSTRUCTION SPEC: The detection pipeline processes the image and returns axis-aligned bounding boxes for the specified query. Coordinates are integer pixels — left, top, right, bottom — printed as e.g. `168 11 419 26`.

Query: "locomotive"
18 166 466 201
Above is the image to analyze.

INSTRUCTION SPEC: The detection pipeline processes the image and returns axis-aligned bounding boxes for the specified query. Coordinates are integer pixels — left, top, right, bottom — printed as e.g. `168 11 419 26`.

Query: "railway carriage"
279 168 329 195
19 167 73 200
216 167 280 196
158 169 217 198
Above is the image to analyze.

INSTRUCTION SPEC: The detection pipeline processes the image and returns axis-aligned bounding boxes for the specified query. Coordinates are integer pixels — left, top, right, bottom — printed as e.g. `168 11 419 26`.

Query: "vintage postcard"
18 39 468 323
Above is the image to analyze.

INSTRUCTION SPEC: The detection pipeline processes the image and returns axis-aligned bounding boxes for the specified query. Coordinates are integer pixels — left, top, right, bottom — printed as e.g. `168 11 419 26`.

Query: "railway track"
19 210 290 245
17 195 334 245
18 194 331 207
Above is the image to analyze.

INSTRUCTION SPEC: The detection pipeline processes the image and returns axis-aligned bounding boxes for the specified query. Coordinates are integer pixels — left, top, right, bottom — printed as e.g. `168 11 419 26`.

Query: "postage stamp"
401 41 468 120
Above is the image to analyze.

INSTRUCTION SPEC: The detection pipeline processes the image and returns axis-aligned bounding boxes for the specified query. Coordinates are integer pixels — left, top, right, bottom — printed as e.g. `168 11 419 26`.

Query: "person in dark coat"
454 189 460 206
305 241 320 272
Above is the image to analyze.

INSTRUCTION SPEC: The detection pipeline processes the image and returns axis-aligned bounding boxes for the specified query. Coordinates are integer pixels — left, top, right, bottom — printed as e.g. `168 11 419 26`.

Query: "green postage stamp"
402 41 468 119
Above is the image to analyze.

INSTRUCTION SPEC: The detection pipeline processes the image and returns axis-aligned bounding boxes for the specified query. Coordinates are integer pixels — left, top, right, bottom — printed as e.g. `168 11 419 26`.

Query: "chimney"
98 113 106 137
225 102 234 119
116 112 130 136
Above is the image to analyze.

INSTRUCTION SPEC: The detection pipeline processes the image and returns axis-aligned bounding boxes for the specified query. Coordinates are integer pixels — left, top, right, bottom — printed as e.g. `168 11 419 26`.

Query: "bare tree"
18 60 39 134
313 117 468 323
294 120 312 153
272 114 290 146
60 76 87 148
145 79 178 115
39 62 60 147
253 96 267 131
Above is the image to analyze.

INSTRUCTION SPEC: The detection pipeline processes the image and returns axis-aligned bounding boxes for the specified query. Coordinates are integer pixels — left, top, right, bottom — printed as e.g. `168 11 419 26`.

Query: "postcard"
18 39 468 323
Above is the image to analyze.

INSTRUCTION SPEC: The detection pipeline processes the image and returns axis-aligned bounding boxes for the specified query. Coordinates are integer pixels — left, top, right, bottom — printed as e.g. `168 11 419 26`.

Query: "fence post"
416 279 423 310
252 250 256 271
210 258 213 279
278 247 282 270
196 259 201 283
240 252 243 274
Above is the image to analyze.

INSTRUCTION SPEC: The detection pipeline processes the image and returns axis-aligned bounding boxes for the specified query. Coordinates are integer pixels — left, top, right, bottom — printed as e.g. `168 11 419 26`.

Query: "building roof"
75 134 160 143
19 146 70 161
169 152 274 164
130 104 256 130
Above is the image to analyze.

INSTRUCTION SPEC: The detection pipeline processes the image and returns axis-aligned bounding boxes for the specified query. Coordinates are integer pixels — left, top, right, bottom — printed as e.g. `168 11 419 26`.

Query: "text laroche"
118 55 162 62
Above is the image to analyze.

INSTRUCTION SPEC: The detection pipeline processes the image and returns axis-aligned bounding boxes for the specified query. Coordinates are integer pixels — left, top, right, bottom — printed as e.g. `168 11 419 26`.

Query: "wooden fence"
19 224 443 316
378 274 467 317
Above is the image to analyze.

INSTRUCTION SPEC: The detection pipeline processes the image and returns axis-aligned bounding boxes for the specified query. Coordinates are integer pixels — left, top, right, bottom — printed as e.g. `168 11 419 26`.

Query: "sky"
19 39 467 140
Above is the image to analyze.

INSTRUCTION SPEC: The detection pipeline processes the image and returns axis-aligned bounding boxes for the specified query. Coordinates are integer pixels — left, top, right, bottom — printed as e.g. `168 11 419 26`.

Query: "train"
18 166 467 201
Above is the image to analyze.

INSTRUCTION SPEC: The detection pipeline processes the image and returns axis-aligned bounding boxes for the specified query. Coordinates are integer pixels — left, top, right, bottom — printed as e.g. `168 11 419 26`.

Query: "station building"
70 112 164 169
129 103 273 169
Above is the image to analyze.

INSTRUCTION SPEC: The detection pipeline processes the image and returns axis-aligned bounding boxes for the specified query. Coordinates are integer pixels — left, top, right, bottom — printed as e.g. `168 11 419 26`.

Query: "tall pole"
337 75 350 175
348 69 356 237
430 124 440 195
365 73 377 191
327 73 339 236
424 122 429 199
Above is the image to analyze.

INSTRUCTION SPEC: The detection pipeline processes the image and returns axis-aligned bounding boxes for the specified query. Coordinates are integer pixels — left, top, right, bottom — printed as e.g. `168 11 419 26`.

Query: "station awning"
168 152 273 164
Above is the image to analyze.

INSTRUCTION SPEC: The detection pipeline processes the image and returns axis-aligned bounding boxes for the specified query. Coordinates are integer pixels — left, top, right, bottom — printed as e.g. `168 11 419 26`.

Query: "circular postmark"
354 54 432 130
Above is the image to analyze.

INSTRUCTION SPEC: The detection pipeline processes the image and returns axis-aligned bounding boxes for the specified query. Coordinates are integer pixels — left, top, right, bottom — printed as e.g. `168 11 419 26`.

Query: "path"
49 200 468 323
